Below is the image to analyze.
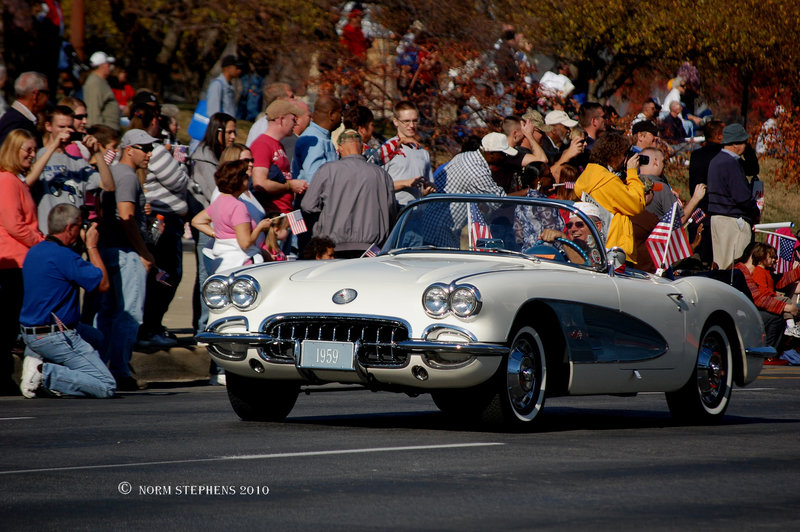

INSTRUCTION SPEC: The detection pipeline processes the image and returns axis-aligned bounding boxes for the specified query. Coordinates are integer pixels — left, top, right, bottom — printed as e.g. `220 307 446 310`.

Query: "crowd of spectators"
1 9 797 396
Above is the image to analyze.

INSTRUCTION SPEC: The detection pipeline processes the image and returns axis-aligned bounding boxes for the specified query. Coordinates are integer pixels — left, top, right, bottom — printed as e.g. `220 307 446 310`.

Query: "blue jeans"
194 231 213 333
22 323 116 397
97 247 147 378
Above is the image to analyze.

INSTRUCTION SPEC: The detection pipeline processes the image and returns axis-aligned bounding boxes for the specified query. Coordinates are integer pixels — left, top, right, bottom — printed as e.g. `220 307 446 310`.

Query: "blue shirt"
19 239 103 327
292 122 337 184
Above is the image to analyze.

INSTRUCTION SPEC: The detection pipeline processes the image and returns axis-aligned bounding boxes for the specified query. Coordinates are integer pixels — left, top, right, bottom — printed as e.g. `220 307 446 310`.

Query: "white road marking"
0 442 505 476
0 417 35 421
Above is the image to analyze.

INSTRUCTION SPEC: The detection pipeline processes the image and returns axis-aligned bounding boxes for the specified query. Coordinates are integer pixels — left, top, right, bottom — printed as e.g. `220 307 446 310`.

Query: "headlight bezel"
230 276 261 310
450 285 482 318
422 283 451 318
422 283 482 319
202 277 232 310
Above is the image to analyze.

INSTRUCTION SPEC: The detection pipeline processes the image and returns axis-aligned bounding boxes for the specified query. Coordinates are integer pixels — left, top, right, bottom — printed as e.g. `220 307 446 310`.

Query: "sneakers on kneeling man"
19 356 43 399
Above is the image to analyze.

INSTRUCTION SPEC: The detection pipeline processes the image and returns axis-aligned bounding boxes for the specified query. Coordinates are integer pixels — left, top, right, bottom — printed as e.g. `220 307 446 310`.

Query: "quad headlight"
203 278 230 309
422 283 481 319
423 284 450 317
203 275 260 310
230 277 260 309
450 286 480 318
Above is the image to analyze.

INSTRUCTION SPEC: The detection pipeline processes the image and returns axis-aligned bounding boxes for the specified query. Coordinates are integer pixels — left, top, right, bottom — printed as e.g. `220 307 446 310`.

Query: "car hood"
288 254 529 286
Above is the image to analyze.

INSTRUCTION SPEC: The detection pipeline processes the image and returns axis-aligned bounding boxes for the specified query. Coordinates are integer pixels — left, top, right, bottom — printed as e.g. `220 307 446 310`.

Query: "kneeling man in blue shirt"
18 204 116 398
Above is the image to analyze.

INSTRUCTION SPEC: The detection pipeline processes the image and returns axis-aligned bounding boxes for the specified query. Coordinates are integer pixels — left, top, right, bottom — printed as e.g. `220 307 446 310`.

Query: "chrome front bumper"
196 331 508 358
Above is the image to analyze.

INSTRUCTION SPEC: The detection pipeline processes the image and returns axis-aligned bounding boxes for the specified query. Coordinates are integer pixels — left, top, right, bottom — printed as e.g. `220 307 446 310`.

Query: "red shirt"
251 134 293 214
341 24 370 59
0 172 44 269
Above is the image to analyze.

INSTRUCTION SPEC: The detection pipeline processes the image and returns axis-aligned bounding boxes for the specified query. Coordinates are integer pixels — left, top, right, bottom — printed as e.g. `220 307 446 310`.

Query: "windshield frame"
380 194 608 271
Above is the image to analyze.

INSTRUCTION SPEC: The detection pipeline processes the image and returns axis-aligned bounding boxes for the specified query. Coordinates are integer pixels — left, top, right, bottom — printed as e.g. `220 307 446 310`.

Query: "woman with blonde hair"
0 129 46 394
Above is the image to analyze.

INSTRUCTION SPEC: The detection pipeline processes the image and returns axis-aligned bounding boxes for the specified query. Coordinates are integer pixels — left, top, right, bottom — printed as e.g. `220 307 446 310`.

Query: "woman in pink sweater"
0 129 45 395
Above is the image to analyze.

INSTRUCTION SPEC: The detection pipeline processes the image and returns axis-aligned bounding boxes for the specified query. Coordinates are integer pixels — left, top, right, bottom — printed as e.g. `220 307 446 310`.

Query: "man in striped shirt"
133 102 190 349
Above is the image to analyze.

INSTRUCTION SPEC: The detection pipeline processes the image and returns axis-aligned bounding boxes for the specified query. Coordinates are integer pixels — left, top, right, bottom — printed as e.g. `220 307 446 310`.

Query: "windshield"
382 195 607 269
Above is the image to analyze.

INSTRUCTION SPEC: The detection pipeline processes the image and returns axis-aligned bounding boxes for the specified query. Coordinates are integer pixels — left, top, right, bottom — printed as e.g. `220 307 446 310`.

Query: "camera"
639 154 650 165
69 131 85 142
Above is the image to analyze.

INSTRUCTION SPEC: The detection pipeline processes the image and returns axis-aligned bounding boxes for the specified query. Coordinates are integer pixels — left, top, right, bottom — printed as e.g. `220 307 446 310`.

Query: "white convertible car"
197 195 774 428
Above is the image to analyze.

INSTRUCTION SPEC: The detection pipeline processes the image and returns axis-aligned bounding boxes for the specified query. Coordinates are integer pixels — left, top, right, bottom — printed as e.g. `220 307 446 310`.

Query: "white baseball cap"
89 51 115 68
572 202 601 219
481 132 518 156
545 110 578 128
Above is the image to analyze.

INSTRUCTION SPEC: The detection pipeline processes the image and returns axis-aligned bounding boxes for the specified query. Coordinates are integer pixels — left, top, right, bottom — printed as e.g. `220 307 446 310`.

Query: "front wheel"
226 372 299 422
666 324 733 424
481 326 548 428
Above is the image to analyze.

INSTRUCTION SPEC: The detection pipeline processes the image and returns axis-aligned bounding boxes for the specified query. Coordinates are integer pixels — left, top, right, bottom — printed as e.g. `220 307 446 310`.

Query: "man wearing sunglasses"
96 129 158 391
539 202 605 267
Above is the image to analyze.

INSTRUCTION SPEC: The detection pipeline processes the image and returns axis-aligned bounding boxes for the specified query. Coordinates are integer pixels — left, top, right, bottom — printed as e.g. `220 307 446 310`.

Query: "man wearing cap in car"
83 51 121 130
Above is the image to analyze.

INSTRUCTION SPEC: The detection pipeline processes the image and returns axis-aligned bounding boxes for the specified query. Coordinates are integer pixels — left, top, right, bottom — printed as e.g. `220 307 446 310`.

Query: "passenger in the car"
537 202 604 267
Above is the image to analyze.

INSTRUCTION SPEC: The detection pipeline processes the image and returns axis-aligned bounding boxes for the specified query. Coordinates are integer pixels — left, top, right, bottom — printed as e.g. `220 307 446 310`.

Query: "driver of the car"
539 202 604 266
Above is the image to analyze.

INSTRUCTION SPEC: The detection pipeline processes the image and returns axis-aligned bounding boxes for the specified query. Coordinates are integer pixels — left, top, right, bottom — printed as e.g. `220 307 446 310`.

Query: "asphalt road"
2 367 799 531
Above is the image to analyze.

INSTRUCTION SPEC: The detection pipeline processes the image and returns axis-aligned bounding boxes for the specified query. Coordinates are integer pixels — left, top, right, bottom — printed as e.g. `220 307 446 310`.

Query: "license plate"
299 340 355 371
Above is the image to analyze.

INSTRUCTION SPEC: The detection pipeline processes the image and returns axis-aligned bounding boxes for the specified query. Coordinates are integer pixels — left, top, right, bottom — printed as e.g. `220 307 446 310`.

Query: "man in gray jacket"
301 130 398 258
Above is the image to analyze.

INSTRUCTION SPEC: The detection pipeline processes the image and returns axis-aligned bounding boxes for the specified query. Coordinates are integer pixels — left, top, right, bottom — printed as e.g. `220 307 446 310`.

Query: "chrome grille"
259 316 410 367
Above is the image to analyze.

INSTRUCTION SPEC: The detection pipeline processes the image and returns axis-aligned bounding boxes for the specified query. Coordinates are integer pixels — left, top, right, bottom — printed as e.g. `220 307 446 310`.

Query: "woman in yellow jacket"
574 133 645 264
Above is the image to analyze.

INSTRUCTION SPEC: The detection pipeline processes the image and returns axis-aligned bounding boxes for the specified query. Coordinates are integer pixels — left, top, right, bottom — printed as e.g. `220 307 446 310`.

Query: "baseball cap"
545 110 578 128
572 201 601 219
89 51 115 68
338 129 363 145
521 109 551 132
120 129 159 148
641 177 664 194
221 55 246 69
266 99 303 120
131 90 159 108
481 132 518 156
632 120 659 136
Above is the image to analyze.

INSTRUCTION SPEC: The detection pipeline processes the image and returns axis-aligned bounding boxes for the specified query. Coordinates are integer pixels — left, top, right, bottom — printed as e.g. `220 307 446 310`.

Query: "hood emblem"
333 288 357 304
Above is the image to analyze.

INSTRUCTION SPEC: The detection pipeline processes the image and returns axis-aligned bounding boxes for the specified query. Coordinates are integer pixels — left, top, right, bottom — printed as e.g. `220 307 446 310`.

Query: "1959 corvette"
197 195 774 428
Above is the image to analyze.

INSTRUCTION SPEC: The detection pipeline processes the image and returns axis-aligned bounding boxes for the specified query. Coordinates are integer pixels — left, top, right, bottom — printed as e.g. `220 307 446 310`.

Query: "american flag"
766 232 796 274
286 210 307 235
689 208 706 224
363 244 381 258
469 203 492 245
647 205 692 268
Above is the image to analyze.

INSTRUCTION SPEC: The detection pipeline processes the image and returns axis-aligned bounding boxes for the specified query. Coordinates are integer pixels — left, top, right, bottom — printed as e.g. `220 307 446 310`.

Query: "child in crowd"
752 243 800 337
303 236 336 260
264 214 290 262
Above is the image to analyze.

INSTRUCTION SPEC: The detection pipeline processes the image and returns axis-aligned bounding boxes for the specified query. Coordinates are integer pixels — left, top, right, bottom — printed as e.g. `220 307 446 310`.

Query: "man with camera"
35 105 114 234
18 203 116 398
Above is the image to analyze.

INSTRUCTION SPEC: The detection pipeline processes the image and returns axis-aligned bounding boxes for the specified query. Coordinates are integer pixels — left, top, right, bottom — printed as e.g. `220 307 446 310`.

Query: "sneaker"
19 356 43 398
137 333 178 350
764 357 790 366
209 373 227 386
785 325 800 338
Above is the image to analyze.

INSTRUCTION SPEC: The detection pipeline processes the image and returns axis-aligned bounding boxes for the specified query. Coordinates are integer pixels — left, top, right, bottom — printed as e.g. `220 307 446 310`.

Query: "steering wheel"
553 237 591 265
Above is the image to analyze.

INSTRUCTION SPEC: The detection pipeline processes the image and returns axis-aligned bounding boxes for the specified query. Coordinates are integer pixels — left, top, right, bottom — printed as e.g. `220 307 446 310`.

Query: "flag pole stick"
655 202 679 277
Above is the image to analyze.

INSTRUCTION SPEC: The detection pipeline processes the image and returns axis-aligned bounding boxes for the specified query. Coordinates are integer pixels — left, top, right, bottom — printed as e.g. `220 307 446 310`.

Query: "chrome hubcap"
507 341 536 412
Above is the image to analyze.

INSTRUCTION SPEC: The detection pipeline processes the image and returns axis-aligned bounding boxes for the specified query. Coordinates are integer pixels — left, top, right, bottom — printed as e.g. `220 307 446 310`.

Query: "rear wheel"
226 372 299 422
666 324 733 424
